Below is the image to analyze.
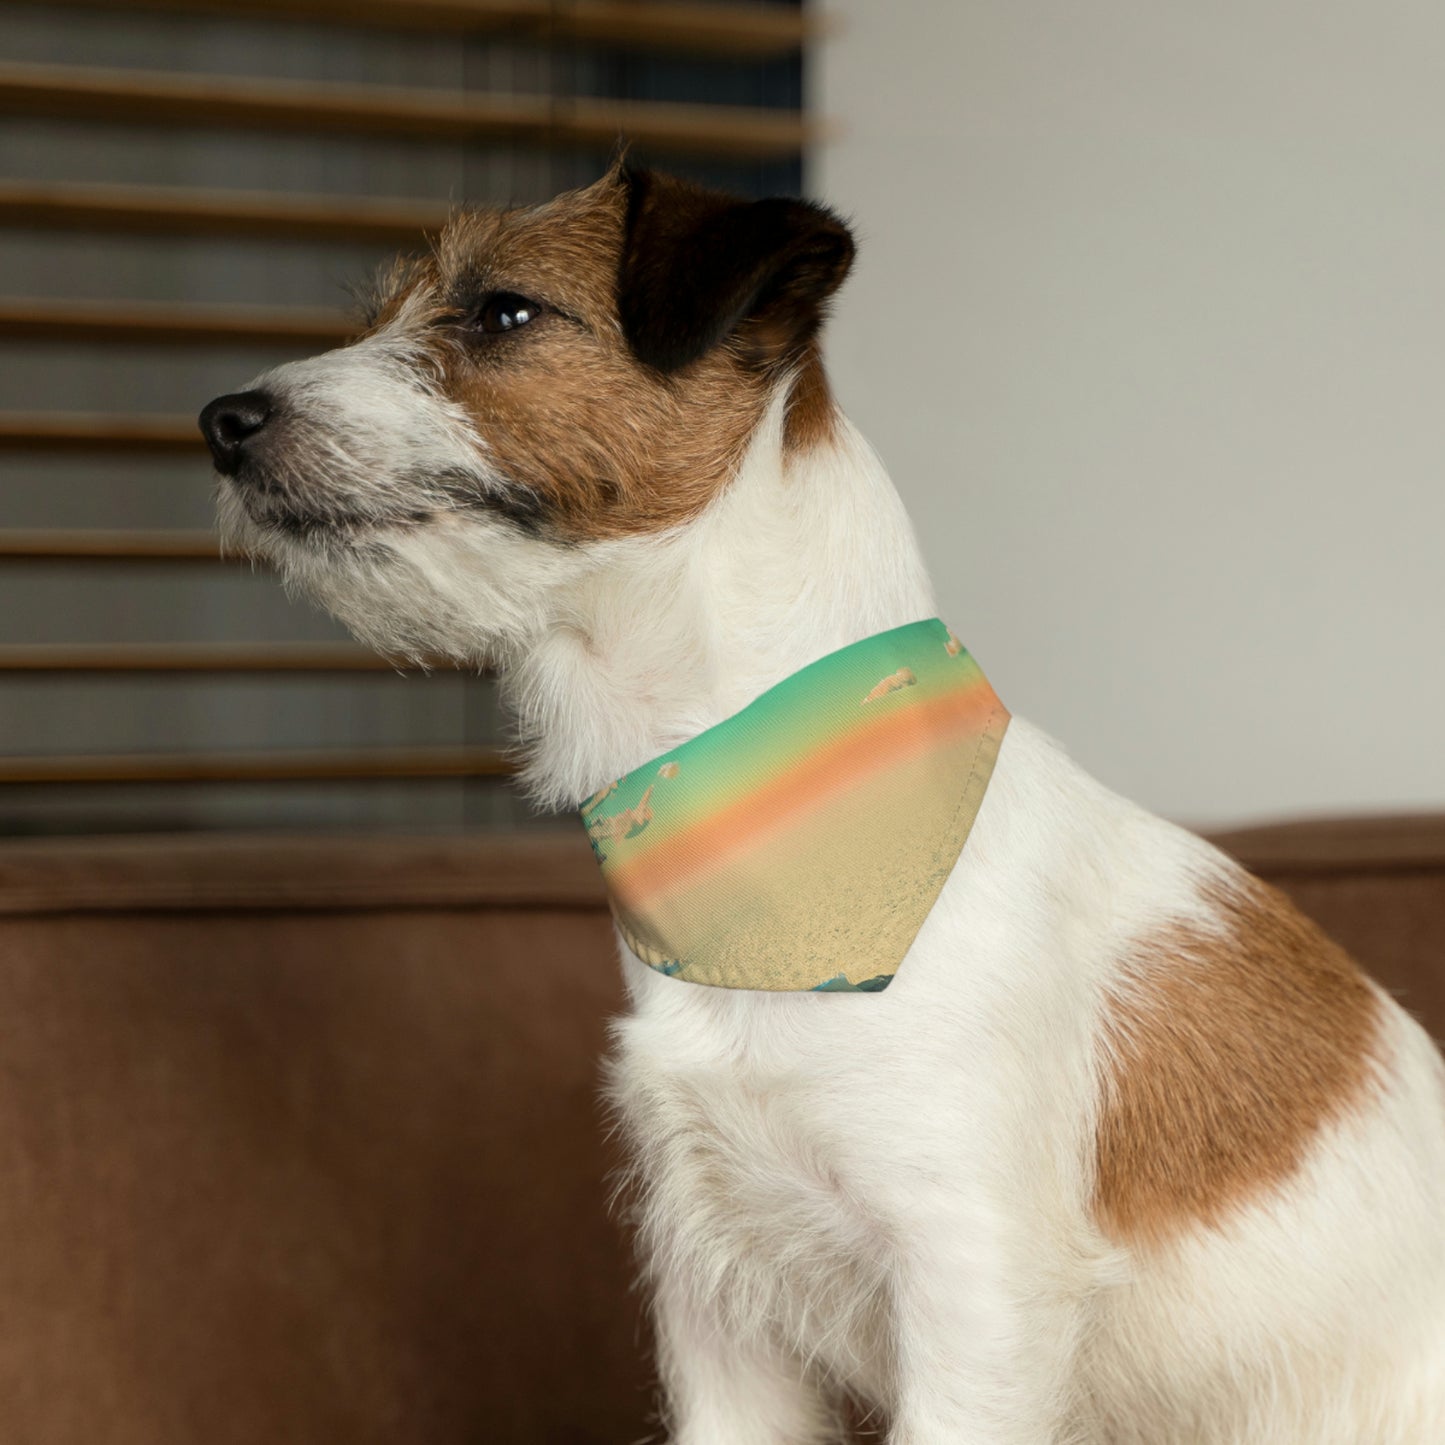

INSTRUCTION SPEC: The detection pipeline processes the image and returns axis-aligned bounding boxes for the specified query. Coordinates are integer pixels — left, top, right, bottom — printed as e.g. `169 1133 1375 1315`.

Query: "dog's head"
199 166 854 663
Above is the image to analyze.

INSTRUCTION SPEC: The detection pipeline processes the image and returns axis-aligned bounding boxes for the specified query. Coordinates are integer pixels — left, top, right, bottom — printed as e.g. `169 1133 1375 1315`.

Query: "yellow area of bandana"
582 619 1009 992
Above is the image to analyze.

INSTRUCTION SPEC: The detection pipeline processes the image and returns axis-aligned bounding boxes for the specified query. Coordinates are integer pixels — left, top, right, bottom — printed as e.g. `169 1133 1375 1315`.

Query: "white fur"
221 351 1445 1442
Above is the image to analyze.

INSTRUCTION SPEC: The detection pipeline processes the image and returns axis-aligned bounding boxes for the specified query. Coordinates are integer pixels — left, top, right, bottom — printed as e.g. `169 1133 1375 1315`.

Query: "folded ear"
618 167 855 375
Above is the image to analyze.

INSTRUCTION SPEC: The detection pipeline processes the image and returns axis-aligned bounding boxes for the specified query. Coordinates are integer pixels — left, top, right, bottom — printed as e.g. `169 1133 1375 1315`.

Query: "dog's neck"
505 391 938 810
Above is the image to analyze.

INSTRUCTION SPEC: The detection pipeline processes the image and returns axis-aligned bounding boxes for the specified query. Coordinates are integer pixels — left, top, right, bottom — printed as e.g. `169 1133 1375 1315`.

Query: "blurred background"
2 2 1440 840
820 1 1445 827
0 4 1441 1442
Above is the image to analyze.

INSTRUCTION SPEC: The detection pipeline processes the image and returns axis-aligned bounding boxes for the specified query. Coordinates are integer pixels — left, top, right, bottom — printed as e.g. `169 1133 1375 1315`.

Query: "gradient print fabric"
582 619 1010 992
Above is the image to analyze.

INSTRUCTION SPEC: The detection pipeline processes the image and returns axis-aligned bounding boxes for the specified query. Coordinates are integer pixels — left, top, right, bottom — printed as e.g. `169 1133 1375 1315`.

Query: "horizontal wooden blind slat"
0 62 818 161
0 412 201 451
0 530 228 561
559 0 815 56
0 643 421 672
0 180 449 244
23 0 815 58
0 297 353 347
0 746 513 784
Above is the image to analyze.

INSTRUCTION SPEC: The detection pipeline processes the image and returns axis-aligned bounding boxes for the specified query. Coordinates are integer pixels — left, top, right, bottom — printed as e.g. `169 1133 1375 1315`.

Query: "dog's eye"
473 292 542 335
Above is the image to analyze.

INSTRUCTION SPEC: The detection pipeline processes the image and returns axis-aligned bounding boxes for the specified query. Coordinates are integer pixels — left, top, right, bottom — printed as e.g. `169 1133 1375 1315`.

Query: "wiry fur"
206 171 1445 1442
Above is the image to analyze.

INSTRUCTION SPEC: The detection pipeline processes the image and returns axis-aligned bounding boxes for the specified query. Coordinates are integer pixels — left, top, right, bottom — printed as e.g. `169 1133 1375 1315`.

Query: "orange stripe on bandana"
608 686 998 913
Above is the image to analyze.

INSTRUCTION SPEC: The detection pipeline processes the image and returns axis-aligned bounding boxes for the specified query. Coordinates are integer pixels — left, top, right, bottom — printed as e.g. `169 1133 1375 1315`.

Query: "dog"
200 164 1445 1443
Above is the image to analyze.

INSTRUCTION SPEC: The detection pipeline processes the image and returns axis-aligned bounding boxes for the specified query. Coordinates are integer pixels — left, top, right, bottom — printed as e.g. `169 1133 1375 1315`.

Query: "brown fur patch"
364 170 846 541
402 178 767 540
783 341 839 453
1094 873 1382 1247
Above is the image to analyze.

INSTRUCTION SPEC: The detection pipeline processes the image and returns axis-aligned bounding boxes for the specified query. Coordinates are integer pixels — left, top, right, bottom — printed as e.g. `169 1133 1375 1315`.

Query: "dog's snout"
199 390 274 475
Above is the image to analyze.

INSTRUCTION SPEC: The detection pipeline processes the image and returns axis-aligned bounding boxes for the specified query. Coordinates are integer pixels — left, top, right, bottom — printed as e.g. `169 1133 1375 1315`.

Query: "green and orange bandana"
582 619 1009 993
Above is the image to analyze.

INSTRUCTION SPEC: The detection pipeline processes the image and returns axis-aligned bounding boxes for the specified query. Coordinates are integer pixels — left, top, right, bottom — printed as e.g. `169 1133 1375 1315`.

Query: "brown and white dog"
200 165 1445 1443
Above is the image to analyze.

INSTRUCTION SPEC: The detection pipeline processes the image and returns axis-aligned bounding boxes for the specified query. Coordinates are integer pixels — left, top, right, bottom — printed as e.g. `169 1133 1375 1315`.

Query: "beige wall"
813 1 1445 826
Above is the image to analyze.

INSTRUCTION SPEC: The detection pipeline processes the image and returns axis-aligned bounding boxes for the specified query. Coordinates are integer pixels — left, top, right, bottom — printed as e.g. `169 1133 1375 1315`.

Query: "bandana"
582 619 1009 992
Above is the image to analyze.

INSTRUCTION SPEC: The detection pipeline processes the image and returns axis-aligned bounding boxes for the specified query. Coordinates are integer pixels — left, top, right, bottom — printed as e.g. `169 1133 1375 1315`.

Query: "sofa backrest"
0 819 1439 1443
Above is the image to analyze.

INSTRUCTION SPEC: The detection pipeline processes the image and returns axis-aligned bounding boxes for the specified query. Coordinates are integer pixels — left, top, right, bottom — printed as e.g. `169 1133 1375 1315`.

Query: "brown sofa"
0 818 1439 1443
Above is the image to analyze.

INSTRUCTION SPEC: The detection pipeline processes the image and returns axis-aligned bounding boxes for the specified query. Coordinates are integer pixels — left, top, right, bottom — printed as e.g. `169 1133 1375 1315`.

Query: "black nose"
199 390 273 475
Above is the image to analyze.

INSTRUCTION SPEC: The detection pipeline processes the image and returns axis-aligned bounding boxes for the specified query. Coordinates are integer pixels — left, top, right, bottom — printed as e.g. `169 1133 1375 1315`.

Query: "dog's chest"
611 989 896 1387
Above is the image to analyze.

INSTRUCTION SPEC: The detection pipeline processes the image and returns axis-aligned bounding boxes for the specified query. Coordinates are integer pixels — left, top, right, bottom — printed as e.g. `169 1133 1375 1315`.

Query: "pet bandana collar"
582 619 1009 993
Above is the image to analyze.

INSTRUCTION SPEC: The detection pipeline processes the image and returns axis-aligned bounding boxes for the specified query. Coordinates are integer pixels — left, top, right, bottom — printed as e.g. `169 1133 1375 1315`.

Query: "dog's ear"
618 167 855 375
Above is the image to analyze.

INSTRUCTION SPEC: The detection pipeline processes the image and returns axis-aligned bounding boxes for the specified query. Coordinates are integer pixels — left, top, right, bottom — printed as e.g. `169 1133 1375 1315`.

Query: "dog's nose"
199 390 273 475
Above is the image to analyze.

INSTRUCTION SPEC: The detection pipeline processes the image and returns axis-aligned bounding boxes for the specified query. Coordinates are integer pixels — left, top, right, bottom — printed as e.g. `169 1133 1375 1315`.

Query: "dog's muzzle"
199 390 274 476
